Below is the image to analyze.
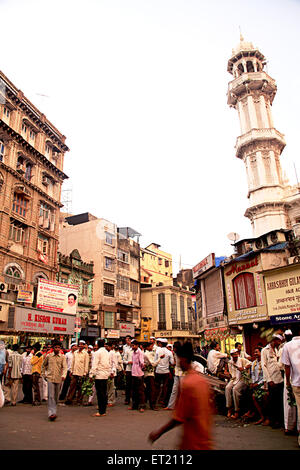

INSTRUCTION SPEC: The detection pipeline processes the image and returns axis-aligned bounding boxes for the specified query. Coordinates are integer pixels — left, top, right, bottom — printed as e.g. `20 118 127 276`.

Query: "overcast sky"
1 0 300 274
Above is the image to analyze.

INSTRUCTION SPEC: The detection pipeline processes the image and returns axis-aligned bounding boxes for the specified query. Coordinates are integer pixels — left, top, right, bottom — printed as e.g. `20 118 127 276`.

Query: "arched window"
233 272 257 310
246 61 255 73
237 63 245 76
4 263 24 281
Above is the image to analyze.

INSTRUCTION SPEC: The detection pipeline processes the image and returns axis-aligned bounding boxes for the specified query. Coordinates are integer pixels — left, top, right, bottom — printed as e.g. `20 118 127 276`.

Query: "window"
171 293 178 323
9 220 26 243
39 202 55 231
82 281 88 297
158 258 162 265
165 260 169 268
117 274 129 291
180 295 185 324
104 311 114 329
105 232 114 245
25 163 32 181
22 122 27 135
3 107 10 119
105 257 114 271
118 249 129 263
45 144 51 159
37 234 49 255
5 265 22 279
104 282 114 297
29 129 36 141
158 293 166 322
12 193 28 217
233 273 257 310
0 140 4 161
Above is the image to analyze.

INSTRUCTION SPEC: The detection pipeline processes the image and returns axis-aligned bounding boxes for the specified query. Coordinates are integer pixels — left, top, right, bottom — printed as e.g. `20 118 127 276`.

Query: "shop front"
0 304 76 348
224 253 269 355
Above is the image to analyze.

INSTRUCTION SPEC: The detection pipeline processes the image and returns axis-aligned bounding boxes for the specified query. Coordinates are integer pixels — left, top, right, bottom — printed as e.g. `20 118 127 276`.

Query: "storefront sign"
193 253 215 279
226 257 259 277
106 329 120 339
270 313 300 325
17 290 33 304
225 255 267 325
119 322 135 337
36 279 79 315
14 306 75 335
265 268 300 319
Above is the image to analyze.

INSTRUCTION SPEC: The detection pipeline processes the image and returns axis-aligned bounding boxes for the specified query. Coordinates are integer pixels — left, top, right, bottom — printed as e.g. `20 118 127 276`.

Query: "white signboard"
37 279 79 315
14 306 76 335
119 322 135 337
193 253 215 279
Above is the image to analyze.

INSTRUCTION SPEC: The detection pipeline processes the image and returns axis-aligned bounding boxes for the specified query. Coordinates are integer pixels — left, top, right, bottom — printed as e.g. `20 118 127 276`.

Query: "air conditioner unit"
288 256 300 265
0 282 8 293
267 231 286 246
252 239 263 251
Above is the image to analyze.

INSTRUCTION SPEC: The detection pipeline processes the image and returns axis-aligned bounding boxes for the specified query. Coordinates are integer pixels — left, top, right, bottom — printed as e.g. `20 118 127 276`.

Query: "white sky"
1 0 300 274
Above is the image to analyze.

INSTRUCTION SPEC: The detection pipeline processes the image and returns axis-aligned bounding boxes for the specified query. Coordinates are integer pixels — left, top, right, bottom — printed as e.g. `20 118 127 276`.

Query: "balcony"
172 321 181 330
235 128 286 158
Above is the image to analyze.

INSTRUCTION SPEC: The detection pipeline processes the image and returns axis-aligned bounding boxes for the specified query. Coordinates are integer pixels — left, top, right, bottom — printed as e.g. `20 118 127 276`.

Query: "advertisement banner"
14 306 75 335
36 279 79 315
17 290 33 304
265 267 300 320
193 253 215 279
119 322 135 337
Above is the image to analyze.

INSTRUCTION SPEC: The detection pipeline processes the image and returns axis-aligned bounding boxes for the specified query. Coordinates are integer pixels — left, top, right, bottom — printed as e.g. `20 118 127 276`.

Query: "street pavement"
0 391 299 451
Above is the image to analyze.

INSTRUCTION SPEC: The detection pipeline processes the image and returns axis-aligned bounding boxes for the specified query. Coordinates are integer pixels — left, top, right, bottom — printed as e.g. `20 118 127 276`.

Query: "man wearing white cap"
150 337 157 353
59 343 77 401
154 338 174 408
281 326 300 444
65 340 89 405
225 348 252 419
261 334 284 428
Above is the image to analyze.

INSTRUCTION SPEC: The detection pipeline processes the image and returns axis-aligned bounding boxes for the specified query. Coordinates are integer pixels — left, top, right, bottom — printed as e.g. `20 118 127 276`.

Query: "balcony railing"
157 321 166 330
172 321 181 330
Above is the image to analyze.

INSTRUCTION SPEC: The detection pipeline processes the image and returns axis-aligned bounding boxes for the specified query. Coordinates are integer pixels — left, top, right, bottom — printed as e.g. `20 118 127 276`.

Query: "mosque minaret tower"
227 35 292 237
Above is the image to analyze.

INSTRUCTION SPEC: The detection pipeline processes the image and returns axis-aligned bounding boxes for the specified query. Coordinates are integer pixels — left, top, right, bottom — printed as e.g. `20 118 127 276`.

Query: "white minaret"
227 35 290 237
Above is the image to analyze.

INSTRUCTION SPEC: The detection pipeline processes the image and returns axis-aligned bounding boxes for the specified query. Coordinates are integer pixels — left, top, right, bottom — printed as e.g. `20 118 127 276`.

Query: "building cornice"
0 119 68 181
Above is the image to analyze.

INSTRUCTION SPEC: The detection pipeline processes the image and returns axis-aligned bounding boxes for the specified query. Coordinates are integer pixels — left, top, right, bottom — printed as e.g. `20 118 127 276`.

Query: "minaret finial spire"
239 25 244 42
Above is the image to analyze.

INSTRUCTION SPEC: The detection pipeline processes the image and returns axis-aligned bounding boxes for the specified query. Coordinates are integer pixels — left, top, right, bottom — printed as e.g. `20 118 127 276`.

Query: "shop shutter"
204 270 224 317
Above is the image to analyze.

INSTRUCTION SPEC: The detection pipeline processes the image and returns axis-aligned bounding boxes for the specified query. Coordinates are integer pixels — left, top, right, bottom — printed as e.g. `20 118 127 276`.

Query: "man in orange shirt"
148 341 213 450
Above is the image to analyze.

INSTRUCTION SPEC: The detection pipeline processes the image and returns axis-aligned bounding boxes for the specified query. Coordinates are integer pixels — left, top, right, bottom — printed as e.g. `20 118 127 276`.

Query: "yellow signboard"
265 267 300 316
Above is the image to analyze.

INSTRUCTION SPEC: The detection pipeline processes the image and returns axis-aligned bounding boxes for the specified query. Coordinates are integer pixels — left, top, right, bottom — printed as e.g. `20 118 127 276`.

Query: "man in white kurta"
225 348 251 419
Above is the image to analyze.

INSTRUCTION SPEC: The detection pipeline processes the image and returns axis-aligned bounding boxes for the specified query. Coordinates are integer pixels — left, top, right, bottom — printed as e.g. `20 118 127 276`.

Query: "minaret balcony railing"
235 128 286 157
228 71 276 93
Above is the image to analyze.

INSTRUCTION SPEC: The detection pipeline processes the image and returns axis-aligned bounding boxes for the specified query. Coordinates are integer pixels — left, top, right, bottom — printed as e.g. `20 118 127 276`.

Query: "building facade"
0 70 70 345
57 250 95 342
59 213 141 340
139 284 199 345
140 243 173 287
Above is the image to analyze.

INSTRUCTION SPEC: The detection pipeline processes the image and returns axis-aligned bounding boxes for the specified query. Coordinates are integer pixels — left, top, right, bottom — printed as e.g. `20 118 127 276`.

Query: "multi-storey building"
139 284 199 345
0 70 69 344
59 213 141 339
57 250 95 342
140 243 173 287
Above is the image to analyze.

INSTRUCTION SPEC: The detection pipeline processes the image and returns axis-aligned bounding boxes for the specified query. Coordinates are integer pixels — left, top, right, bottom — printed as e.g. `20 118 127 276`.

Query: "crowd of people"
206 325 300 447
1 326 299 449
0 336 203 421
